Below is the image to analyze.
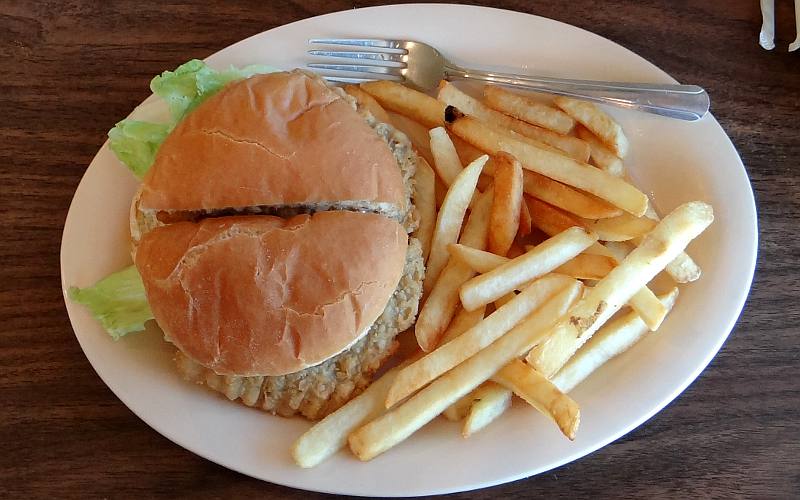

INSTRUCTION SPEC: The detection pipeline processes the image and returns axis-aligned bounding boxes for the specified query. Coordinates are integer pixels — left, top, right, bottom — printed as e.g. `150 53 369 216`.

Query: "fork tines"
308 38 408 83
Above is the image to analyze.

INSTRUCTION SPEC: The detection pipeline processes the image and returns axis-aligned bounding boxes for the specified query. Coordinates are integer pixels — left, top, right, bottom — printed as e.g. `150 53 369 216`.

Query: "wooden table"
2 1 798 497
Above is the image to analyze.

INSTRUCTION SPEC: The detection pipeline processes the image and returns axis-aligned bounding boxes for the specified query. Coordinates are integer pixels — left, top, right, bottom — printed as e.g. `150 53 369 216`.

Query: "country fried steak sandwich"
130 70 424 420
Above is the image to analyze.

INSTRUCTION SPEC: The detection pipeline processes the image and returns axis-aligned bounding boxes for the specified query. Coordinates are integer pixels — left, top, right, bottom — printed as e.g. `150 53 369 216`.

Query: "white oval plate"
61 4 756 497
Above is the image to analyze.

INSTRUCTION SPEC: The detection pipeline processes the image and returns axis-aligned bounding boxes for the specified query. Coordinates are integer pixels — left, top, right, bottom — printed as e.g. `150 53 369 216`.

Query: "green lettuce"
68 266 154 340
150 59 277 121
107 59 276 178
108 120 171 179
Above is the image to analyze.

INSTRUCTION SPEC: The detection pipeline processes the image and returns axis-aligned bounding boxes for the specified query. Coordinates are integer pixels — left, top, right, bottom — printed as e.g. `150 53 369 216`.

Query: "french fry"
523 171 622 219
439 306 486 420
527 201 714 378
519 198 533 238
438 82 590 161
665 250 702 283
361 80 445 128
553 96 629 158
434 175 447 209
442 386 477 421
506 242 526 259
413 158 437 263
439 305 486 345
460 227 597 311
424 155 488 295
449 243 508 273
483 86 575 134
494 291 517 308
451 243 615 281
452 135 486 164
348 281 582 461
553 253 617 280
462 383 513 437
632 208 702 283
292 364 402 467
343 84 394 126
489 152 524 255
600 241 668 330
578 213 658 242
493 359 580 440
429 127 464 185
552 288 679 393
389 274 573 407
526 196 584 236
575 125 624 177
445 111 648 216
415 190 493 351
387 112 435 166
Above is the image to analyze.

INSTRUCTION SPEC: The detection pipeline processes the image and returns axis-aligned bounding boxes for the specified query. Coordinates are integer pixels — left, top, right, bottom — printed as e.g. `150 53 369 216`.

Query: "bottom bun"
174 237 424 420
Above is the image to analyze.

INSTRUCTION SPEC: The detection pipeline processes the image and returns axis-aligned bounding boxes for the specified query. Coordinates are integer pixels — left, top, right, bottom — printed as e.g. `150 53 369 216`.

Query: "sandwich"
70 63 424 420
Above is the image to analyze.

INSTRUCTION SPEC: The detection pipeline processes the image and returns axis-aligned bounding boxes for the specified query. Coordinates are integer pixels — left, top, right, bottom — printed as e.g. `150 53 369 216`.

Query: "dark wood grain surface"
1 1 798 498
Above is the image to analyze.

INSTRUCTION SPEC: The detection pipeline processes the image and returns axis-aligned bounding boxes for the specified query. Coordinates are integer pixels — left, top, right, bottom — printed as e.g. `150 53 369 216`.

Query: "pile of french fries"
291 81 714 467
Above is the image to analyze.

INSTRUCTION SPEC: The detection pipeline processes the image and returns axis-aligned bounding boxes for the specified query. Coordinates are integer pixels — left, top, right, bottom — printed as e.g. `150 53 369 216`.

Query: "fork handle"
446 67 709 121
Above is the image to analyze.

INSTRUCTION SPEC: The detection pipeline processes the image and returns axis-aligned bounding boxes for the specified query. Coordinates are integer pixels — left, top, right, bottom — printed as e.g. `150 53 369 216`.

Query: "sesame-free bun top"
135 211 408 376
138 70 405 213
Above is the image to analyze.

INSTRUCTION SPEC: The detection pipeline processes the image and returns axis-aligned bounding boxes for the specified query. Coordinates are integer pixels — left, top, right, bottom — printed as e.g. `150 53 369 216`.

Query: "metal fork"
308 38 709 121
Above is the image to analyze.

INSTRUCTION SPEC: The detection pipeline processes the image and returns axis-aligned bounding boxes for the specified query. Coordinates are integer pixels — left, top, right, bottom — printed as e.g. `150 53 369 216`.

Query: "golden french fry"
429 127 464 185
348 281 582 461
343 84 394 125
632 208 703 283
527 202 714 377
554 253 617 280
552 288 679 393
292 365 401 467
460 227 597 311
462 383 513 437
413 157 437 263
600 241 668 330
553 96 629 158
519 198 533 238
579 213 658 242
390 274 573 407
415 190 493 351
493 359 580 440
361 80 444 128
489 152 524 256
446 111 647 216
438 82 590 161
439 305 487 345
442 386 477 421
483 86 575 134
448 243 508 273
452 243 614 281
575 125 624 177
494 291 517 308
424 155 488 295
526 196 585 236
387 112 435 166
523 171 622 219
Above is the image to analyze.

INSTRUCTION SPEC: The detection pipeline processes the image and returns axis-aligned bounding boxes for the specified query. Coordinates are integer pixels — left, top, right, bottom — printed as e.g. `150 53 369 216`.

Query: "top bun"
138 70 405 214
135 211 408 376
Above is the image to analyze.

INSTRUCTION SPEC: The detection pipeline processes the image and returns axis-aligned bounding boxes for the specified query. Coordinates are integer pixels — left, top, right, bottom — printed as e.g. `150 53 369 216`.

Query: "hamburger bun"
135 211 408 376
138 70 406 217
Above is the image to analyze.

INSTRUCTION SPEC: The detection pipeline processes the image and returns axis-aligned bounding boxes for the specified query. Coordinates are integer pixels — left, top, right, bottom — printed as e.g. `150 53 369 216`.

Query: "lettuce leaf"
150 59 276 121
108 59 276 178
68 266 154 340
108 120 171 179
